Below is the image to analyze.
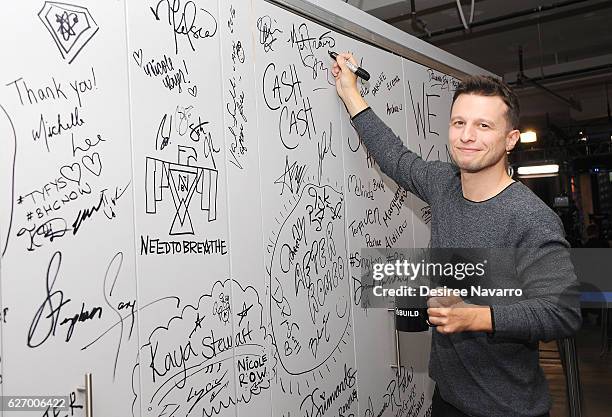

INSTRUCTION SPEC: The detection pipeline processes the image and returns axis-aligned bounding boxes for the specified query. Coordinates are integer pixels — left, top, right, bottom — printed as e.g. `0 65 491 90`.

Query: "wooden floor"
540 318 612 417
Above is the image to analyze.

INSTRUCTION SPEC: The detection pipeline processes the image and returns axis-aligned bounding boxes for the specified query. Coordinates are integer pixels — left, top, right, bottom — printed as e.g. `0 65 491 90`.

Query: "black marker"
329 51 370 81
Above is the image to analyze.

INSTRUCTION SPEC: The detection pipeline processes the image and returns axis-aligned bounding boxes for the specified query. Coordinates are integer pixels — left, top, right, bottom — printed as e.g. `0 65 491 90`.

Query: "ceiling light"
517 164 559 176
520 131 537 143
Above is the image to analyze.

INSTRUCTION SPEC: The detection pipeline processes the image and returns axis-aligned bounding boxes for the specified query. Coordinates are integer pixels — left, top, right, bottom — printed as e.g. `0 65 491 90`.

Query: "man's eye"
454 121 464 126
480 123 489 128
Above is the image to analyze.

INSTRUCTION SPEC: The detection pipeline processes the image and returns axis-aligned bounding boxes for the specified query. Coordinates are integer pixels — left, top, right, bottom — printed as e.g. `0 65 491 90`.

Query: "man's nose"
460 124 476 142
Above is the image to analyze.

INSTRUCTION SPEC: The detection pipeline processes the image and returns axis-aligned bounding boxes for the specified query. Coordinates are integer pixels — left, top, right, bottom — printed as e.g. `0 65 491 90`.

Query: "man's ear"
505 129 520 151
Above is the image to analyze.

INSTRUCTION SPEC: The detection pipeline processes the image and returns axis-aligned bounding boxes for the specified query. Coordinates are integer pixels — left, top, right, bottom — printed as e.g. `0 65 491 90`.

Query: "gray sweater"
352 108 581 417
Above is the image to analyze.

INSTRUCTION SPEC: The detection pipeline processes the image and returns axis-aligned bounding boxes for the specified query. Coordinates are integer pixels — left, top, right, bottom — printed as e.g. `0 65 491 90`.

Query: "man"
331 53 581 417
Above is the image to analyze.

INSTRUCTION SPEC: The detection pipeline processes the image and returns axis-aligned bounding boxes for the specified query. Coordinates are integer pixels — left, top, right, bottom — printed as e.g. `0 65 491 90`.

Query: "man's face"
449 94 518 173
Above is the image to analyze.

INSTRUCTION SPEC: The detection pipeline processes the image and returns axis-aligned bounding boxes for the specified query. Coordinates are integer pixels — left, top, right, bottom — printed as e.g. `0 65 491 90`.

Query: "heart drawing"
60 163 82 184
133 49 143 67
82 152 102 177
188 85 197 97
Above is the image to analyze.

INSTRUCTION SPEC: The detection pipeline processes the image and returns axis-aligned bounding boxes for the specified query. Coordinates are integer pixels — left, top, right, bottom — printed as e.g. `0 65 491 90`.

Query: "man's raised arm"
331 52 446 204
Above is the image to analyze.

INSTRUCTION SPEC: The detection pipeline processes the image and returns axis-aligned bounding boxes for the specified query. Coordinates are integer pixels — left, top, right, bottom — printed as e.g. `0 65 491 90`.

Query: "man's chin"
459 166 482 173
455 160 484 173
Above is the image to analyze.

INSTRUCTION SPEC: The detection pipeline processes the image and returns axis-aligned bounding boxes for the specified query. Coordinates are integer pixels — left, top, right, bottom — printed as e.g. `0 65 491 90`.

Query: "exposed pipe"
409 0 418 30
469 0 475 24
528 78 583 112
536 7 545 78
416 0 593 39
408 0 431 37
516 46 583 112
606 82 611 122
456 0 470 29
508 64 612 88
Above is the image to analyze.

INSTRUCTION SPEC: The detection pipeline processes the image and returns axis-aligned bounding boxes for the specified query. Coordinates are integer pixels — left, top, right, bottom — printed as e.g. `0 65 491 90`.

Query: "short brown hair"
452 75 520 131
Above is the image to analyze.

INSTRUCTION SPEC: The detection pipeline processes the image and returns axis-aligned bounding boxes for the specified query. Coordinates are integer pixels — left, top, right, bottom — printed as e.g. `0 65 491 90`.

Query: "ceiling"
348 0 612 132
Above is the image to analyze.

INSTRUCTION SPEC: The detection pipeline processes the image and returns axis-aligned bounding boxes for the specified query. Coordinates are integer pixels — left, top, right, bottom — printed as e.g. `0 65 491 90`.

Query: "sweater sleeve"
352 108 446 205
490 210 582 343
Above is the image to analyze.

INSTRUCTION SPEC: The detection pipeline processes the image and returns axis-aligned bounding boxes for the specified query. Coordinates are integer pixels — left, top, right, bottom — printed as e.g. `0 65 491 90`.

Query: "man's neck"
460 163 515 202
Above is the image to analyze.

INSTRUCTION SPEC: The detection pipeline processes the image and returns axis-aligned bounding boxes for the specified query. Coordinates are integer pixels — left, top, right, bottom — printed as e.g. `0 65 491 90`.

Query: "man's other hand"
427 294 493 334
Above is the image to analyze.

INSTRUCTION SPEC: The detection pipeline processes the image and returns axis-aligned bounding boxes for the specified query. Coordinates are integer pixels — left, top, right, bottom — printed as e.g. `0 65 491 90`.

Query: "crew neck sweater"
352 108 581 417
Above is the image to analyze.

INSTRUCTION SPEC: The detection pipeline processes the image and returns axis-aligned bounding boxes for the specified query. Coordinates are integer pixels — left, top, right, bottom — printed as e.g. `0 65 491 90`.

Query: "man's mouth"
457 147 481 153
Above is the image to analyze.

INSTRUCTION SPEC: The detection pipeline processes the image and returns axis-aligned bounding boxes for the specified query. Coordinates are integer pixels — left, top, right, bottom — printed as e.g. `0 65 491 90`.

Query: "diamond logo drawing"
38 2 99 64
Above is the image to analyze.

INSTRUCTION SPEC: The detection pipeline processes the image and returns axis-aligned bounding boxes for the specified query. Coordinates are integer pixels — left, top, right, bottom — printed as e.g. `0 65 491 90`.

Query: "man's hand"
427 294 493 334
330 52 369 117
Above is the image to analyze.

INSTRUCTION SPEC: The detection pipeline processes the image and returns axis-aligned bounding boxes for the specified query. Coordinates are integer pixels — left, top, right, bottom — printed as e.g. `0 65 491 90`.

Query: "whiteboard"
218 0 273 416
252 2 359 416
0 1 482 416
125 0 241 416
337 34 432 417
0 1 139 416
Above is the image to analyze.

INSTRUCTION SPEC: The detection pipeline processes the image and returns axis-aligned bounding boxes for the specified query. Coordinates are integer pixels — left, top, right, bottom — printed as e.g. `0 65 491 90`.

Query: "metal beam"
423 0 611 45
524 77 583 112
515 46 583 112
383 0 488 25
505 54 612 84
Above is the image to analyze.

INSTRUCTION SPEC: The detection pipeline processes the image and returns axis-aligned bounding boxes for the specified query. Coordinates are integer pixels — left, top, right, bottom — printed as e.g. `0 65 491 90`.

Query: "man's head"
449 75 521 174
